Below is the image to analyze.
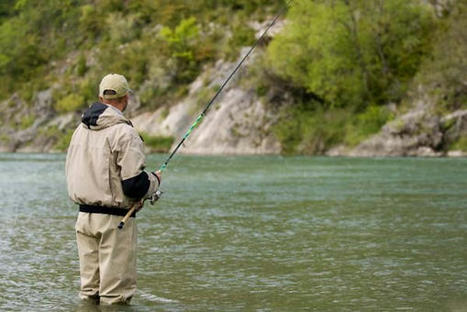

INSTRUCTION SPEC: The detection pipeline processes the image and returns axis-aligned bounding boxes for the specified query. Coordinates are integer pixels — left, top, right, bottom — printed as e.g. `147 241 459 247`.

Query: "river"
0 153 466 311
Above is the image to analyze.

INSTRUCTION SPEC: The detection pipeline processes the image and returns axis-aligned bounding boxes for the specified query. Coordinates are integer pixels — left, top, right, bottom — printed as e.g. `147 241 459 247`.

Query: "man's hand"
153 170 162 186
144 170 163 205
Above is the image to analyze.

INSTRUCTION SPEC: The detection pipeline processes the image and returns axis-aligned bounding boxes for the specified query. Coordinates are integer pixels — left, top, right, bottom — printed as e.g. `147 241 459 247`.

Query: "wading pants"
75 212 137 304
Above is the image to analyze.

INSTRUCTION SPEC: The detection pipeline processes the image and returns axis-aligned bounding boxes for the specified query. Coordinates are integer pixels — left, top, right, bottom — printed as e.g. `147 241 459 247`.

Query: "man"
66 73 160 304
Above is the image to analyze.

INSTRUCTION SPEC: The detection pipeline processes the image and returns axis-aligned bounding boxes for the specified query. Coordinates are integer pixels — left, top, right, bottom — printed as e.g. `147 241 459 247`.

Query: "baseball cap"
99 73 132 99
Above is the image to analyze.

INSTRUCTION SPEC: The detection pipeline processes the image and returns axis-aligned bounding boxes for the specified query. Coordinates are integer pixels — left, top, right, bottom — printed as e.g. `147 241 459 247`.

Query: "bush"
450 135 467 152
54 94 85 113
54 129 75 151
414 1 467 113
274 102 394 154
223 22 256 60
160 17 201 83
266 0 436 109
344 105 394 146
79 4 102 41
274 106 351 155
19 114 35 130
76 53 88 77
140 132 174 153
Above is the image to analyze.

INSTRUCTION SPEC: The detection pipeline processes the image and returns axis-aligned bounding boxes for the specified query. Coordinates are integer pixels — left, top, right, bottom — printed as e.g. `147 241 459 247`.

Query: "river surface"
0 153 466 311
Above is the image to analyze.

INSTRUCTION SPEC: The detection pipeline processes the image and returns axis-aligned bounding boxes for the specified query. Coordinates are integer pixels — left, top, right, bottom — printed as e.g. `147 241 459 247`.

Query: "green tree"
160 17 200 83
267 0 436 109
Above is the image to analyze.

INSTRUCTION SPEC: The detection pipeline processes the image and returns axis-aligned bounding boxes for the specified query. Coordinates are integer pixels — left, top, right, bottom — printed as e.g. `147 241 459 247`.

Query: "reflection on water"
0 153 466 311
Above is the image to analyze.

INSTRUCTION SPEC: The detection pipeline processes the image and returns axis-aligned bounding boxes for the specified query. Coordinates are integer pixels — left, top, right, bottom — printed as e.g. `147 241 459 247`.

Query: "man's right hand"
152 170 161 186
144 170 162 204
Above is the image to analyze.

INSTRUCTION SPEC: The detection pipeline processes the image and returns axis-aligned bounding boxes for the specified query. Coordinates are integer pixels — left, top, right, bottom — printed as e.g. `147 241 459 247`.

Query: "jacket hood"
81 102 131 130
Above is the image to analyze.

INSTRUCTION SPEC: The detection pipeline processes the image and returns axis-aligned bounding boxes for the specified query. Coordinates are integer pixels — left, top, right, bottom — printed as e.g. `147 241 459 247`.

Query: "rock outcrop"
0 90 56 152
132 49 281 155
333 93 467 157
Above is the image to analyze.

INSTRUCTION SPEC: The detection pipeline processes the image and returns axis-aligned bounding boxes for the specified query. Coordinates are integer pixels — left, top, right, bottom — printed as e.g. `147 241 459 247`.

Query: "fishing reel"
150 189 163 205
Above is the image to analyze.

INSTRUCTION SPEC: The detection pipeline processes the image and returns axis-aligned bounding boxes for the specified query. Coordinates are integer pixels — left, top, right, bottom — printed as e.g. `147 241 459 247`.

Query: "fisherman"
65 73 161 304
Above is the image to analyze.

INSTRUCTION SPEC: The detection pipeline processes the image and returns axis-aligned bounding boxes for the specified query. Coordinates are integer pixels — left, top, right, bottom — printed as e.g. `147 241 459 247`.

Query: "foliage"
54 94 86 113
266 0 436 109
38 125 74 151
160 17 201 83
223 20 256 60
0 0 279 104
274 102 394 154
449 135 467 152
140 133 174 153
19 114 35 130
76 53 88 77
414 1 467 113
54 129 75 151
274 105 349 154
344 105 394 146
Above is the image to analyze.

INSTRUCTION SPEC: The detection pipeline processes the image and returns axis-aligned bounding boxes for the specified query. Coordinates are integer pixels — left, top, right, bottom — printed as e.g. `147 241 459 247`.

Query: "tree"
160 17 201 83
266 0 436 109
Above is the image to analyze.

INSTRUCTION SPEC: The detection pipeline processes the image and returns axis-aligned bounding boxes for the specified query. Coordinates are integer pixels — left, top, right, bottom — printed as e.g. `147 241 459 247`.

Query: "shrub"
450 135 467 152
415 1 467 113
76 53 88 77
223 22 256 60
54 129 75 151
19 115 35 129
160 17 201 83
54 94 85 113
274 103 394 154
140 132 174 153
274 105 352 155
266 0 436 109
344 105 394 146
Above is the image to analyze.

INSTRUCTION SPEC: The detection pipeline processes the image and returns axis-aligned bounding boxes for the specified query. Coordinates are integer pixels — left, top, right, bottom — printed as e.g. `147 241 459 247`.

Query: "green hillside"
0 0 282 106
0 0 465 154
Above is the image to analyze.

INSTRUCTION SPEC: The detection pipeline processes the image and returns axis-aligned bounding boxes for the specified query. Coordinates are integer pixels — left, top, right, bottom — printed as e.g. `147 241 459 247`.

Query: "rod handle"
118 201 142 229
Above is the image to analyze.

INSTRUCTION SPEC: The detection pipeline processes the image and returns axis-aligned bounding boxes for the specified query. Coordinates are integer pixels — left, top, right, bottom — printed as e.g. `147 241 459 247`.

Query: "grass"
449 135 467 152
273 104 393 155
140 132 174 153
54 129 74 151
19 115 35 129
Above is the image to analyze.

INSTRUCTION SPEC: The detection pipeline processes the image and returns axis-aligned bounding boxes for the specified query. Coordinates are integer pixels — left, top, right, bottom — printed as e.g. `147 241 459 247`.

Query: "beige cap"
99 74 132 99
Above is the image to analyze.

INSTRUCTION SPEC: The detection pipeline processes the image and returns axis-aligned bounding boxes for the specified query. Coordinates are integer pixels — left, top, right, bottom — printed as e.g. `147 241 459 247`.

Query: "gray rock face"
442 109 467 144
133 86 281 155
181 88 280 154
133 49 281 155
0 88 77 152
350 115 443 157
345 95 467 157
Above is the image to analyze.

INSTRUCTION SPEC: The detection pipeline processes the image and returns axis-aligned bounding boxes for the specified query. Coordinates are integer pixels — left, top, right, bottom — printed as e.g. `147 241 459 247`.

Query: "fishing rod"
119 2 291 229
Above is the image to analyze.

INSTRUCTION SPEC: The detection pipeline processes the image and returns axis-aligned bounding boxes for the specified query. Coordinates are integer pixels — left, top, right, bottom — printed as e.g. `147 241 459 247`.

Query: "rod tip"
118 222 124 229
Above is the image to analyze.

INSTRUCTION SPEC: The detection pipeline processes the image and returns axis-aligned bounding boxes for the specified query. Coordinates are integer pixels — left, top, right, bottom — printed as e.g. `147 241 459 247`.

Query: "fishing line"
158 0 293 173
119 1 293 229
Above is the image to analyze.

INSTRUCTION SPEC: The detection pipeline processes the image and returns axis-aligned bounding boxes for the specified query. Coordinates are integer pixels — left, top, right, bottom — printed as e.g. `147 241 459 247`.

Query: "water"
0 153 466 311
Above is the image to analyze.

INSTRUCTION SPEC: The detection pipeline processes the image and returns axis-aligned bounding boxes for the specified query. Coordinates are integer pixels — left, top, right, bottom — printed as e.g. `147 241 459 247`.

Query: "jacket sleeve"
115 127 159 200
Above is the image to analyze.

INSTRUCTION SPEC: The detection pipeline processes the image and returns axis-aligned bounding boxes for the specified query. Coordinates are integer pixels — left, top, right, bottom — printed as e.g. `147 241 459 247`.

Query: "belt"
79 204 136 218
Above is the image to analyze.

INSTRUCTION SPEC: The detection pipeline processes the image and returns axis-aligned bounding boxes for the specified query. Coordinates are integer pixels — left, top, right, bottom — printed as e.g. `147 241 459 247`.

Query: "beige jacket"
66 102 158 209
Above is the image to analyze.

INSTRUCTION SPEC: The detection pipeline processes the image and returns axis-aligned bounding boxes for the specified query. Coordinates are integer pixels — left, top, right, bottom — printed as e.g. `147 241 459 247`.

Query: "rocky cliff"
132 50 281 155
328 91 467 157
0 48 282 155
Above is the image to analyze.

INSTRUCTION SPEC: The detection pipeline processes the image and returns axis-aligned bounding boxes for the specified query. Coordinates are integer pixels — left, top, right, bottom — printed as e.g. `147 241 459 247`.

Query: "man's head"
98 73 132 112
